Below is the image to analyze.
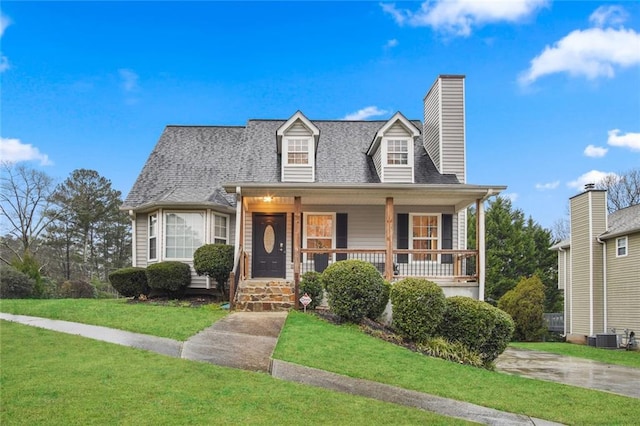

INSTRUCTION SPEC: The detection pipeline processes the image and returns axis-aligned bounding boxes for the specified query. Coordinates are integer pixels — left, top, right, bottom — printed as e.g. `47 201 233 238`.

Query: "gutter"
597 236 607 333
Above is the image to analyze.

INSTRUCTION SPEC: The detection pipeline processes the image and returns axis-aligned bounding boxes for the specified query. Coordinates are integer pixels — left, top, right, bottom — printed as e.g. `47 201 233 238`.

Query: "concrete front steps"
235 279 295 312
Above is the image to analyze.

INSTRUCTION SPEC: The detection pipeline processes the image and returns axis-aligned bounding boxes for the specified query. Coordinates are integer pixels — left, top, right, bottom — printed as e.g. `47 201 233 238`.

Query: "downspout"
588 191 594 336
559 246 567 336
597 236 607 333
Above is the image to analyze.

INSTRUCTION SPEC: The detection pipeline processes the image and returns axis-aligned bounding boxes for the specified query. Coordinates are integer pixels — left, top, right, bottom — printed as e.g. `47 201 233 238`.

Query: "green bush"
108 267 150 298
390 278 446 342
438 296 514 363
58 280 96 298
498 275 546 342
0 266 35 299
193 244 234 298
370 280 391 320
322 259 386 322
11 253 44 298
146 261 191 296
299 271 324 310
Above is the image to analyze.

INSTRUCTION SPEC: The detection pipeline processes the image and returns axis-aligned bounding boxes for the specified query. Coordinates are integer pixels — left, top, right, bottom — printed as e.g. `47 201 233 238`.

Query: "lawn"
274 312 640 425
510 342 640 368
0 321 467 425
0 298 226 340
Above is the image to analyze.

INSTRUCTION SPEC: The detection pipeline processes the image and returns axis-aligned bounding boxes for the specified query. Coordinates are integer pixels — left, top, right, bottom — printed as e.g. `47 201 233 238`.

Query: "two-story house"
122 75 506 310
551 187 639 344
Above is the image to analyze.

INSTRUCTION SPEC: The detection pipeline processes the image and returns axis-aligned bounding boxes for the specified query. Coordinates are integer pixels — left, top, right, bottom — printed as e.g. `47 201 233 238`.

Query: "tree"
498 275 547 342
0 163 57 264
597 168 640 213
46 169 131 281
468 196 560 311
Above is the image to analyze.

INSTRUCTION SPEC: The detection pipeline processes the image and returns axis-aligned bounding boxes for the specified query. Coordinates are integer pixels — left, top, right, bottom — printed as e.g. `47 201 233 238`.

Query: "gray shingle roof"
600 203 640 239
123 119 460 210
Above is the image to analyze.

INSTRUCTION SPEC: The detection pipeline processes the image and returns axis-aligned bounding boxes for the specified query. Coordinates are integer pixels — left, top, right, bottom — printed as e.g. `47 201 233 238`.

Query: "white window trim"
212 212 230 245
302 212 336 262
163 210 206 261
409 213 441 263
616 236 628 258
283 137 314 167
148 212 158 262
382 137 414 168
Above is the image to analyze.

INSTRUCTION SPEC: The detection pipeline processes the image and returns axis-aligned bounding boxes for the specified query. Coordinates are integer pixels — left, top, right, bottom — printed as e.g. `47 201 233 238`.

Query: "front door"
252 213 286 278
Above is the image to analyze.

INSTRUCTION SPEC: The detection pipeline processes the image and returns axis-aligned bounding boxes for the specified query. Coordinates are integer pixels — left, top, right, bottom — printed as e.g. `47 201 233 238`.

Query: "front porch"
225 183 501 310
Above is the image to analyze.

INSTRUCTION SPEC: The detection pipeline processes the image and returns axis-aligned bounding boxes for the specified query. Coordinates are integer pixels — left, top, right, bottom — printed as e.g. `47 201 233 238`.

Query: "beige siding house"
123 75 506 310
551 188 640 344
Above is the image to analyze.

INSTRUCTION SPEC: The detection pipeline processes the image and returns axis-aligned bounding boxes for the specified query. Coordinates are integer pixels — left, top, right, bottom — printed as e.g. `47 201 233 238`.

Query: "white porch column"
477 199 486 301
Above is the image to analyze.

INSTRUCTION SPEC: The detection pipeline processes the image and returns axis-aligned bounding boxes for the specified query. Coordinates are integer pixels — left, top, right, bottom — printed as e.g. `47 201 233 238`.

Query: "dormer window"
387 139 409 165
286 138 310 165
277 111 320 183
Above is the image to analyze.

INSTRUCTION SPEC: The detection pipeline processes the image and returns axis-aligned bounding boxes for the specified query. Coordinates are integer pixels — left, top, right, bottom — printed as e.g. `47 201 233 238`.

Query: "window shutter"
397 213 409 263
442 214 453 264
336 213 348 261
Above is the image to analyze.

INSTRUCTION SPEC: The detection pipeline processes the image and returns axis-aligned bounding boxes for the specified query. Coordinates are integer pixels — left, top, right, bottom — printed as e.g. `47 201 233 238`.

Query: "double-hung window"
148 213 157 261
213 214 228 244
305 214 334 260
387 139 409 165
165 212 204 259
616 236 628 257
287 138 310 165
412 215 439 261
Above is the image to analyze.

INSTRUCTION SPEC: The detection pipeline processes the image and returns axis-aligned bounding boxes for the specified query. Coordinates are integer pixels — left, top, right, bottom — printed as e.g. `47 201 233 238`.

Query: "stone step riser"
235 280 296 311
235 301 293 312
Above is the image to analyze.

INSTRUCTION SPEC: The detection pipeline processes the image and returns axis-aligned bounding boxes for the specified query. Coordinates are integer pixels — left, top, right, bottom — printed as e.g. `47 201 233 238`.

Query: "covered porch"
225 183 503 309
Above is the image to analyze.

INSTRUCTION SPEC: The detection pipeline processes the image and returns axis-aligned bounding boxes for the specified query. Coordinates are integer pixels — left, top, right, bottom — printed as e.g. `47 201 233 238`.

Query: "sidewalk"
1 312 559 425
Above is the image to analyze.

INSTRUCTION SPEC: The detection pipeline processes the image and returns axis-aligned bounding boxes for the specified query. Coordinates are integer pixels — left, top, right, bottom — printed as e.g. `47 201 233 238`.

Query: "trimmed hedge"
299 271 324 310
146 261 191 296
58 280 96 298
108 267 150 298
390 278 446 342
0 266 35 299
498 275 546 342
437 296 514 363
323 260 387 322
371 280 392 320
193 244 234 296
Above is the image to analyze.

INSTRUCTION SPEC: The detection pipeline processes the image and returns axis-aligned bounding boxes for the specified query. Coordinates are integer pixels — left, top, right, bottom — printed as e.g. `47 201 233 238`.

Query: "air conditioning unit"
587 336 597 346
596 333 618 349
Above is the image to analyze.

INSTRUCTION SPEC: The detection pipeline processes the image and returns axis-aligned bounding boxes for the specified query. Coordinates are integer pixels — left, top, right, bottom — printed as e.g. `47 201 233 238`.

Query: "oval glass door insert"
263 225 275 254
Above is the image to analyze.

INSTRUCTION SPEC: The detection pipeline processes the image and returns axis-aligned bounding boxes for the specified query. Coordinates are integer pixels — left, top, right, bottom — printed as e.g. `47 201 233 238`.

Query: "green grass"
0 299 226 340
0 321 467 425
510 342 640 368
274 312 640 425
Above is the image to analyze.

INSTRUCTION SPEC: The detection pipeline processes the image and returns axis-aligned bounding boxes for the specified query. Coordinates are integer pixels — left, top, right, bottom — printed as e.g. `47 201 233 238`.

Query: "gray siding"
605 233 640 333
135 213 148 268
591 193 606 333
382 122 413 183
423 79 441 172
570 193 591 336
373 147 382 180
282 120 314 182
440 77 466 183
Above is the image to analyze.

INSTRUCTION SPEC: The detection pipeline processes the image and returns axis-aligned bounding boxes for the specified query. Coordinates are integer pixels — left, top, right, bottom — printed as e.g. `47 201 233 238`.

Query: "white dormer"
277 111 320 183
367 112 420 183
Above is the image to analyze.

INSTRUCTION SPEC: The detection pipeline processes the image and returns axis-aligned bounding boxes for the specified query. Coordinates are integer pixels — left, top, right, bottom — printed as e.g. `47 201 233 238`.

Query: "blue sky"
1 1 639 229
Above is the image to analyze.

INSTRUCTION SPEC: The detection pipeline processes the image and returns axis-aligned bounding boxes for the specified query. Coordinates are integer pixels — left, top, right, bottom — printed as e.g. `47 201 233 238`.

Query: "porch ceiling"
225 183 506 211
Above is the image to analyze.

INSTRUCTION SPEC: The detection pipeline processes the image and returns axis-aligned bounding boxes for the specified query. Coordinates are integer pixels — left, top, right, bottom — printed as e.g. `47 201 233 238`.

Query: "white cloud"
503 192 519 203
385 38 399 48
535 181 559 191
607 129 640 152
583 144 608 158
567 170 617 189
0 55 8 73
381 0 547 36
118 68 139 92
0 13 11 73
343 106 389 120
0 137 52 166
519 25 640 85
589 5 627 28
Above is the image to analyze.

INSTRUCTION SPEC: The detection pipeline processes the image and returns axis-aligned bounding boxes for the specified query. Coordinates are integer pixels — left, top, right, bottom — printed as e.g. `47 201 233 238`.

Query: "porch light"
263 196 273 203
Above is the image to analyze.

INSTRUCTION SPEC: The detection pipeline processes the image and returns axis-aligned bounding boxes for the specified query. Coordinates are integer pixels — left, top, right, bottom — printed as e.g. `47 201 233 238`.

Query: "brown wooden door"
252 213 286 278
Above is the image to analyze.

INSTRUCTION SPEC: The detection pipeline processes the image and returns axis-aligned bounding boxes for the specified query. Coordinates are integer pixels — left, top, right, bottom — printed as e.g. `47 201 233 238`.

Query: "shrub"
390 278 446 342
438 296 514 363
299 271 324 310
322 259 386 322
0 266 35 299
108 267 150 298
11 253 44 298
146 261 191 296
417 337 484 368
370 280 391 320
58 280 96 298
193 244 234 298
498 275 546 342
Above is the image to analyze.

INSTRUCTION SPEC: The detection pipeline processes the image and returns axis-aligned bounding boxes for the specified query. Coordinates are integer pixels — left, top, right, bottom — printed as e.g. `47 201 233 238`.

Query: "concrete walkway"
1 312 560 425
496 347 640 399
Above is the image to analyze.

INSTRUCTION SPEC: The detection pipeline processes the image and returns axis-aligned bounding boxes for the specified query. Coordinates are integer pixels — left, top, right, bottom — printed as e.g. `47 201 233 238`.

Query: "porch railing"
299 248 478 281
229 245 245 309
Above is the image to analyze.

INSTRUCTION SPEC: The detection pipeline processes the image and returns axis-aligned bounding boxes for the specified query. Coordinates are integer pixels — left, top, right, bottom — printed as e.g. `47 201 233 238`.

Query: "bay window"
165 212 204 259
213 214 228 244
148 213 157 261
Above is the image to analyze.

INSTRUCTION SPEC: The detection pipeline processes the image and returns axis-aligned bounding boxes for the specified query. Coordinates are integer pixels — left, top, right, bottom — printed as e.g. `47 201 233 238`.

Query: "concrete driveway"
496 347 640 399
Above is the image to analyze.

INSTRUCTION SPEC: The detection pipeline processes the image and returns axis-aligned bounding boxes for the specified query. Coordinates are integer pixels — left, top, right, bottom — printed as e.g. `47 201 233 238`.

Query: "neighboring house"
551 188 640 344
123 75 506 309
